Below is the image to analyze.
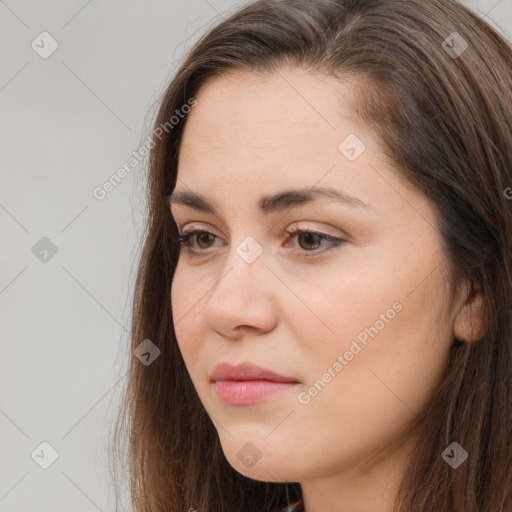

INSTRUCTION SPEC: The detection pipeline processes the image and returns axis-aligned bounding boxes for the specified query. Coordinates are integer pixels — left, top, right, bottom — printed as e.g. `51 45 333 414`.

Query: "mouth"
212 380 299 406
210 361 300 406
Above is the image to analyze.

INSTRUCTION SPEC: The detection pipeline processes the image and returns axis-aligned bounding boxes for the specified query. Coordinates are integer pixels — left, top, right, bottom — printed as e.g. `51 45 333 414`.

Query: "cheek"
290 272 451 445
283 261 399 366
291 240 449 364
171 267 205 369
287 252 452 410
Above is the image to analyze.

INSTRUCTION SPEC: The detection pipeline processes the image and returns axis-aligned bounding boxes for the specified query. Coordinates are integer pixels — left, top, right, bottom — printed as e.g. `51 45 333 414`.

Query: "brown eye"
285 227 346 258
297 232 322 251
176 226 345 258
176 230 219 252
196 232 215 249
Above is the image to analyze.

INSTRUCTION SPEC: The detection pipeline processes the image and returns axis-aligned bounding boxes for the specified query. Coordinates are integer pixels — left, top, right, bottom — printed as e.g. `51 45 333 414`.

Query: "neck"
299 423 420 512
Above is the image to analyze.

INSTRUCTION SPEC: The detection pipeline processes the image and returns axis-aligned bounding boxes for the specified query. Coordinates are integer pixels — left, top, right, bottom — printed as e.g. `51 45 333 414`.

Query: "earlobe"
453 282 486 343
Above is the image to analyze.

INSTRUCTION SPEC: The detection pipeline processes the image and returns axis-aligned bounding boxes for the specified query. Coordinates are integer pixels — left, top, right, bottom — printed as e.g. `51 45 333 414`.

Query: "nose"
202 246 278 339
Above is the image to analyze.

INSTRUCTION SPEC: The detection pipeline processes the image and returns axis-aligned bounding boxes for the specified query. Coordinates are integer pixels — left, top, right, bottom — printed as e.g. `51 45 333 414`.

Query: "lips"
210 361 298 383
210 362 300 405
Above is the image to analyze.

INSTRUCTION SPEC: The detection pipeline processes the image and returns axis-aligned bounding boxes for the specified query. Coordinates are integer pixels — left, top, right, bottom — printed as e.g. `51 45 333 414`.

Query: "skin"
170 67 484 512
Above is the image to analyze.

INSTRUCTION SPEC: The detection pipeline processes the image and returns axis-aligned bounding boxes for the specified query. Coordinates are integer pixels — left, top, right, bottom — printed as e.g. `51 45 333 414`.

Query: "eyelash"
174 225 346 259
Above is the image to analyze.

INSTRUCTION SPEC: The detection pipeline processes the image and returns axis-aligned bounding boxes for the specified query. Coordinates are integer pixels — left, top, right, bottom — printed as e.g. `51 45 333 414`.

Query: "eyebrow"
167 186 370 215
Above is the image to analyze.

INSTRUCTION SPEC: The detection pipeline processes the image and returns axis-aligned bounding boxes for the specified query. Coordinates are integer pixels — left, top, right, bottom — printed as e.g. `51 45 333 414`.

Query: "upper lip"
210 362 299 383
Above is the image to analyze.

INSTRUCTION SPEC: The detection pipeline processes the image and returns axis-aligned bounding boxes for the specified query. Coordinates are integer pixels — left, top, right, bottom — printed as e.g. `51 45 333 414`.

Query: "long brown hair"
109 1 512 510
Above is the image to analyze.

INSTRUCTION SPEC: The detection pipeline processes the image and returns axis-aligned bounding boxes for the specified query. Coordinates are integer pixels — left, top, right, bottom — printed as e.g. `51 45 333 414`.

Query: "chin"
219 441 301 482
229 460 294 483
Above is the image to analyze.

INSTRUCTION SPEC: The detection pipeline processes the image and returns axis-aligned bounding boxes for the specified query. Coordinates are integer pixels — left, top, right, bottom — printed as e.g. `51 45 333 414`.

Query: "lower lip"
212 379 298 405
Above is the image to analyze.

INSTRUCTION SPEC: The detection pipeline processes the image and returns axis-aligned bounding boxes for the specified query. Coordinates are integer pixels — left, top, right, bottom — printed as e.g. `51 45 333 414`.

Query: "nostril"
234 325 260 335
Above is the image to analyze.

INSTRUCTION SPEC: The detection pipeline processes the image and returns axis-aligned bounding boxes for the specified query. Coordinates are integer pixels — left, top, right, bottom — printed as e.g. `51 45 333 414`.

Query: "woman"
110 0 512 510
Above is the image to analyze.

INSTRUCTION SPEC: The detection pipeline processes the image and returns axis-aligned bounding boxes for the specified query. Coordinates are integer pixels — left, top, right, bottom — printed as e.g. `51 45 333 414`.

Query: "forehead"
177 68 372 186
173 67 435 231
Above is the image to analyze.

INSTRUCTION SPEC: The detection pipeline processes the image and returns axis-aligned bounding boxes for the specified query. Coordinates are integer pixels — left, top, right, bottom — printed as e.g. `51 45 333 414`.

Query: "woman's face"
170 67 461 483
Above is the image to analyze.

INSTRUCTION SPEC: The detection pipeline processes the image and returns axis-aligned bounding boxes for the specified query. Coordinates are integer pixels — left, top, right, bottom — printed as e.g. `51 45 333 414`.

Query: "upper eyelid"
169 205 350 236
176 223 342 238
171 208 231 233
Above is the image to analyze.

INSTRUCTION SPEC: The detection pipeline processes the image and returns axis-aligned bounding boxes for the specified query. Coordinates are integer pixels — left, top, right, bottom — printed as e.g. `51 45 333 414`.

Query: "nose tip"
202 255 278 339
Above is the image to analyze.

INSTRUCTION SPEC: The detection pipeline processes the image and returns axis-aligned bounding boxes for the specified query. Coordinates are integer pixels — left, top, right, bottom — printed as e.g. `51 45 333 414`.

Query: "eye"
176 229 218 251
285 224 346 257
174 223 346 258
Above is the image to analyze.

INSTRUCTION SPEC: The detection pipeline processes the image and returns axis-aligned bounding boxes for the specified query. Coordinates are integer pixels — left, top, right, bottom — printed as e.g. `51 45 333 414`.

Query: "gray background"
1 0 510 510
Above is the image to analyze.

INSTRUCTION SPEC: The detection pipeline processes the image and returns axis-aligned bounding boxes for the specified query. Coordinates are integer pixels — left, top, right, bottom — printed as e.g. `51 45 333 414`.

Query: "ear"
453 281 486 343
